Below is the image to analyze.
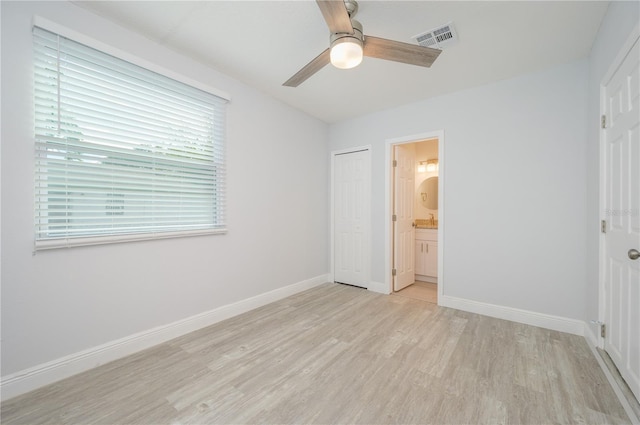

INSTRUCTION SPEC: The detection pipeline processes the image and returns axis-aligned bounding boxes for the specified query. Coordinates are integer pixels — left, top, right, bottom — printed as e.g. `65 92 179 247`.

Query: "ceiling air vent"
412 22 458 49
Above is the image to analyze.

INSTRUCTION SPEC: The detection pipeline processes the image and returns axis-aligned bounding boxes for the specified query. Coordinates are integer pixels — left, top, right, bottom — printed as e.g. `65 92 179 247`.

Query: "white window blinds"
33 26 227 250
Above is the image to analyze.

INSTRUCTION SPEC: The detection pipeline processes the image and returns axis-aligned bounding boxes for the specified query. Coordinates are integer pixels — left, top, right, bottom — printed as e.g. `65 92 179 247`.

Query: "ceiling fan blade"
364 36 441 68
316 0 353 34
283 49 331 87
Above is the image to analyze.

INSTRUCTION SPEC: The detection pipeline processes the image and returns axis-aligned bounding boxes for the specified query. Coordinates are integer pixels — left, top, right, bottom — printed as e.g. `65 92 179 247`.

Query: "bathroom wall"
414 139 439 221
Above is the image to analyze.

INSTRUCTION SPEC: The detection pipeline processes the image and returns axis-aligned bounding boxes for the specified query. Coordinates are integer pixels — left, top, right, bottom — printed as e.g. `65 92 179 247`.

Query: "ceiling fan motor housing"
330 19 363 46
329 19 364 69
344 0 359 18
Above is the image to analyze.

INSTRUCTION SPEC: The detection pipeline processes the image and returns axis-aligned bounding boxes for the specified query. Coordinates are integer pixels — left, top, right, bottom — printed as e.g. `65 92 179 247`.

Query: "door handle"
629 249 640 260
412 222 416 227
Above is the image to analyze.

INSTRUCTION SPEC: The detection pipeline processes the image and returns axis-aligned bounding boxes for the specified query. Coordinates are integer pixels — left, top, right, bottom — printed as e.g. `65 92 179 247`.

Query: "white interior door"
334 149 370 288
393 145 415 291
602 36 640 402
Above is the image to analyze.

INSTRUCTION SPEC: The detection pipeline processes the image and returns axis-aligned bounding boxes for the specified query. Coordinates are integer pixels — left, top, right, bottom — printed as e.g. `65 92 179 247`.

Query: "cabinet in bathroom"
415 229 437 279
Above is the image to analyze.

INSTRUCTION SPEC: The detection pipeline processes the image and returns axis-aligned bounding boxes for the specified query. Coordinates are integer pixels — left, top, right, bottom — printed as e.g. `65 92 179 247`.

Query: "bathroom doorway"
386 131 444 304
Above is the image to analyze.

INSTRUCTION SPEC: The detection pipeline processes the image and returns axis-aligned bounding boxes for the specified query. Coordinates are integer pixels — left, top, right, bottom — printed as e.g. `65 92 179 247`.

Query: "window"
33 26 228 250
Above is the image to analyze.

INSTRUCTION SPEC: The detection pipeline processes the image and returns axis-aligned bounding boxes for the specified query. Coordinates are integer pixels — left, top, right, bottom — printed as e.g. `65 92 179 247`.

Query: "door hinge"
590 320 606 338
393 160 397 167
392 268 397 276
601 114 606 129
601 219 607 233
392 214 397 222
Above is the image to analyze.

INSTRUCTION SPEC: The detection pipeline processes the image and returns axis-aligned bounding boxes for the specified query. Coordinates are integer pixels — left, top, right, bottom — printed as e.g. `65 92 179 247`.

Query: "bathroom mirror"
418 177 438 210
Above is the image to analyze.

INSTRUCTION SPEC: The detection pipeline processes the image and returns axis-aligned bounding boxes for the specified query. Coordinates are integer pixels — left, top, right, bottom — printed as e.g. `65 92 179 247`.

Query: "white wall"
329 60 589 320
1 0 328 379
585 1 640 336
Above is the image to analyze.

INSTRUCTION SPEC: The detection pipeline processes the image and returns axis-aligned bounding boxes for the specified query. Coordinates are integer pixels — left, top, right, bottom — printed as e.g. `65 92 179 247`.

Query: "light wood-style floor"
394 281 438 304
1 283 630 424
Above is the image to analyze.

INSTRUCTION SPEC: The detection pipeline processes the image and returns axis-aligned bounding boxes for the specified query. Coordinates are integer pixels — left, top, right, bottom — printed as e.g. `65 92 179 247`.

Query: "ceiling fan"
283 0 442 87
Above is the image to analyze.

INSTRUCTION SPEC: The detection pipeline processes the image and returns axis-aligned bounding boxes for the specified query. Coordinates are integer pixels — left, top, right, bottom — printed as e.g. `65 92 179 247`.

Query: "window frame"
32 17 231 251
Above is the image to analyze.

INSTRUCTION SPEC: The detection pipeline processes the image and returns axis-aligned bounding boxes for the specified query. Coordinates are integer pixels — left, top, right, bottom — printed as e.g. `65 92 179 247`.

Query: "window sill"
34 228 227 252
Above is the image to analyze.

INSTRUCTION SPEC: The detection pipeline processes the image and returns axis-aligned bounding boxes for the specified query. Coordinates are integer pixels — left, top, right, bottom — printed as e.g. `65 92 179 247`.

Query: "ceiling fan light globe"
330 38 363 69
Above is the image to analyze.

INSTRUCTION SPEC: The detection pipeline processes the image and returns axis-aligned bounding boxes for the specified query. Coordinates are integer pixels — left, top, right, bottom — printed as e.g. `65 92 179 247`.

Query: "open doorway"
385 131 444 304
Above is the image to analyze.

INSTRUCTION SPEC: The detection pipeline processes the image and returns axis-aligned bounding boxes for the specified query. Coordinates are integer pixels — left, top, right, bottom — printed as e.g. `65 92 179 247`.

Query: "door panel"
603 37 640 401
334 150 370 288
424 241 438 278
393 145 415 291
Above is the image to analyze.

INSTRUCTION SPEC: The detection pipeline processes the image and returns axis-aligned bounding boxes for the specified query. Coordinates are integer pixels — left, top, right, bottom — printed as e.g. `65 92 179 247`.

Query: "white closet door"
334 149 370 288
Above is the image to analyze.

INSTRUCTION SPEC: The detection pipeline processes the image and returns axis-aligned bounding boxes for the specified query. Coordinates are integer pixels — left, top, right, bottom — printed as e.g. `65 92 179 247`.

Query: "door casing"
385 131 445 298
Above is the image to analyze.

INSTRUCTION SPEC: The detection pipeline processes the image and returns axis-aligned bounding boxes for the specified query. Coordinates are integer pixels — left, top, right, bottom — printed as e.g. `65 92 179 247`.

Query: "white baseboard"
367 280 390 294
0 274 329 401
438 294 585 336
415 274 437 283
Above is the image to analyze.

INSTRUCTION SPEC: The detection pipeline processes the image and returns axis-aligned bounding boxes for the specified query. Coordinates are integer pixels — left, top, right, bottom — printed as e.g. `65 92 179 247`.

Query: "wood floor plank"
1 283 631 424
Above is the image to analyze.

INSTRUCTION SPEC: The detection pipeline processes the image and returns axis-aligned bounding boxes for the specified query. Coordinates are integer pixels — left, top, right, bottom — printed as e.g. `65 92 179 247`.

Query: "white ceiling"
73 1 609 123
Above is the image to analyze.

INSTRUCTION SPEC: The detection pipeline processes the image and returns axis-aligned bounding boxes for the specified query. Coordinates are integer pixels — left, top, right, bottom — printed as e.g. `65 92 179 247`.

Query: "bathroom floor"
394 281 437 304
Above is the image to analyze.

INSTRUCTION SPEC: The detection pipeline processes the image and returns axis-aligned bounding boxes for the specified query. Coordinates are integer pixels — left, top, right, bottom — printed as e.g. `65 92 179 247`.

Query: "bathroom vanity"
415 228 437 282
